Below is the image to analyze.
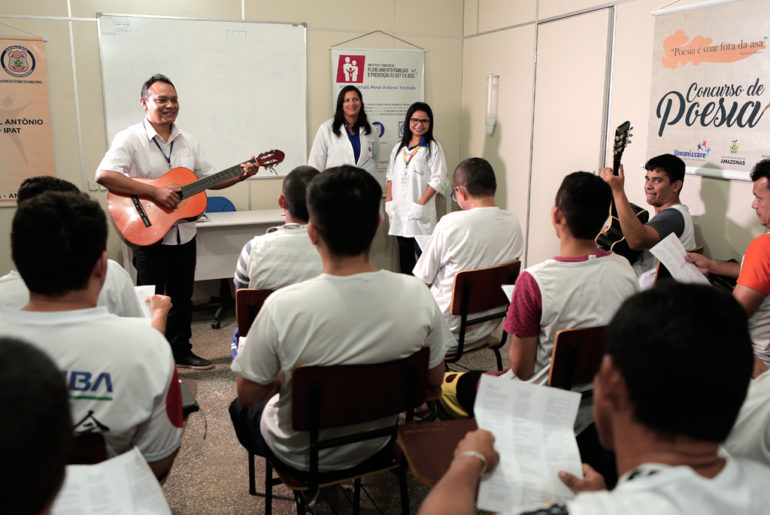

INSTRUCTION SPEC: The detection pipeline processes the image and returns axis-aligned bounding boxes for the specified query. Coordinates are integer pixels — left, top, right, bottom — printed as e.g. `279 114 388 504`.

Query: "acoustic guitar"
107 149 285 246
596 122 649 263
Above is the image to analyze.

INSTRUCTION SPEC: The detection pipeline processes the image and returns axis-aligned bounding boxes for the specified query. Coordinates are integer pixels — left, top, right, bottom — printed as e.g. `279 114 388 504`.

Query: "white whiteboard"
97 14 306 178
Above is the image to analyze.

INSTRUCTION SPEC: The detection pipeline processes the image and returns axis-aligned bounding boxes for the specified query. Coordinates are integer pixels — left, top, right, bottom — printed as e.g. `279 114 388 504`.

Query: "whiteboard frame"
96 13 308 180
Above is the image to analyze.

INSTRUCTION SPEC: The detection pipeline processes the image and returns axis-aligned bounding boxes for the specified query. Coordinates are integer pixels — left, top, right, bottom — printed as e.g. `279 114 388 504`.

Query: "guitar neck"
179 158 255 199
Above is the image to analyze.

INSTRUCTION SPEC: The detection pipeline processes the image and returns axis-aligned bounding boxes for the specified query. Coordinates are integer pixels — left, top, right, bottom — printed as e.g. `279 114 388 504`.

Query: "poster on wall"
0 36 54 206
329 48 424 188
648 0 770 181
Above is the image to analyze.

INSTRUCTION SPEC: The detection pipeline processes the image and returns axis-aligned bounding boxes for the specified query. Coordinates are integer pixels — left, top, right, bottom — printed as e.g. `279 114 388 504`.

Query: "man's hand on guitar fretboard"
599 164 626 196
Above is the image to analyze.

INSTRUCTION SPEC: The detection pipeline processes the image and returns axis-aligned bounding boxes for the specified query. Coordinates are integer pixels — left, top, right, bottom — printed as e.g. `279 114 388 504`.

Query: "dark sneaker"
175 352 214 370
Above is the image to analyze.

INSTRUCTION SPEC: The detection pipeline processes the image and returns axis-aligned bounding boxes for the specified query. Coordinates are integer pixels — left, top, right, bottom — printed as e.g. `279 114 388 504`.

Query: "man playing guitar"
96 74 259 369
599 153 696 289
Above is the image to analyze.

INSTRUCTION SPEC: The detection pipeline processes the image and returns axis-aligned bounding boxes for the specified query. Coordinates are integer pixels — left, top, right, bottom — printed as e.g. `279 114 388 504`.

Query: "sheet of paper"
134 285 156 319
414 234 432 253
649 232 710 285
501 284 515 302
52 447 171 515
474 374 582 513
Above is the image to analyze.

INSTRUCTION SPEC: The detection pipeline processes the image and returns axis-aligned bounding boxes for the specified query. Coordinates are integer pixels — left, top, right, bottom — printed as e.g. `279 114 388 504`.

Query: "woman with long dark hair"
385 102 447 274
308 85 379 175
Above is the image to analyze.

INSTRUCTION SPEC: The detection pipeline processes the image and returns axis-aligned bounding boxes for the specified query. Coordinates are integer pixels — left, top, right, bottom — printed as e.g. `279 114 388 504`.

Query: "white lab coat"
385 140 447 237
307 118 380 175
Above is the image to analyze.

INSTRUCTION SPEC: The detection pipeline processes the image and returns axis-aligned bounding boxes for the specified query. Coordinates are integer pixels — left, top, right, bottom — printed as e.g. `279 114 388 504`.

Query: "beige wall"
462 0 762 267
2 0 759 276
0 0 463 274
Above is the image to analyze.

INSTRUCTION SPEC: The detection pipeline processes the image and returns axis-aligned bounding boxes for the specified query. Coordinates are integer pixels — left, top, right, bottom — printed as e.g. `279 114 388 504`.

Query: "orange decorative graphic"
662 30 766 69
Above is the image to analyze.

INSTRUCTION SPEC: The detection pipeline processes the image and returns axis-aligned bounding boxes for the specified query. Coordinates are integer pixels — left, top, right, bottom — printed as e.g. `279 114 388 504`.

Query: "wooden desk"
121 209 285 282
398 418 478 486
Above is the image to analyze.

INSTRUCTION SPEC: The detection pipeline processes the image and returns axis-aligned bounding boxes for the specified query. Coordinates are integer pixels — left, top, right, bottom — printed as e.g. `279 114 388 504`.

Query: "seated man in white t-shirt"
230 166 323 357
413 157 524 354
233 165 323 290
441 172 638 418
420 283 770 515
229 165 450 472
0 192 182 479
0 175 171 333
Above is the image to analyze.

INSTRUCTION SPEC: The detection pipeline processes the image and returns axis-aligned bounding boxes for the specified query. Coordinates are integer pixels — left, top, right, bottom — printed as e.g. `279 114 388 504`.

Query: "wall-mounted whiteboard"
97 14 306 178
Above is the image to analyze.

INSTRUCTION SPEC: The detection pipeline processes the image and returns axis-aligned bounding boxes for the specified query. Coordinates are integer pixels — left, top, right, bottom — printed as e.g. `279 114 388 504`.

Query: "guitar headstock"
255 149 286 174
612 121 632 175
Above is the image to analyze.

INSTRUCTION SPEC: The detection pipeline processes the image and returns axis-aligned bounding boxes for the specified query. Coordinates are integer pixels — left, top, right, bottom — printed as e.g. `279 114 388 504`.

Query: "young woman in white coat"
307 85 379 175
385 102 447 274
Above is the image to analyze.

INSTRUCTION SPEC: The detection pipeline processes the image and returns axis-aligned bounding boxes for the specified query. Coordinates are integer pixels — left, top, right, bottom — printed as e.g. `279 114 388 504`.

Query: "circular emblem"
1 45 36 78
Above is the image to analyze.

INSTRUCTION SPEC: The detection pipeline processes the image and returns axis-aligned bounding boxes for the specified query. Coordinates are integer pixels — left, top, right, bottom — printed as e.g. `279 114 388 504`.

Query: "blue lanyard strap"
152 137 174 167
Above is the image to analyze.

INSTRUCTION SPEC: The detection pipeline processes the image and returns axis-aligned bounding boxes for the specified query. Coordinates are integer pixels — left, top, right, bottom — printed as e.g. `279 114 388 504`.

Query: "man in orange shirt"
688 159 770 376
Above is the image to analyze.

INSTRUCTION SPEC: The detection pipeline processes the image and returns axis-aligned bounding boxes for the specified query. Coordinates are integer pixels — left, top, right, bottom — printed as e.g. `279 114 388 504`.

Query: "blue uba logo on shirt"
65 370 114 400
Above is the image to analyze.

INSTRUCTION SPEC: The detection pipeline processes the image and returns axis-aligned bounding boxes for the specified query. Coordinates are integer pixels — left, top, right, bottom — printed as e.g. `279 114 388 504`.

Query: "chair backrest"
548 326 607 390
654 245 704 283
205 196 236 213
291 347 430 431
449 260 521 317
236 288 275 336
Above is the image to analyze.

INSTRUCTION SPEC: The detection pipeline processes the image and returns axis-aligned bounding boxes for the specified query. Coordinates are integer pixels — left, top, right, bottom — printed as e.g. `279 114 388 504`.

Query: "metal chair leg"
248 451 257 495
353 477 362 515
265 460 273 515
398 464 410 514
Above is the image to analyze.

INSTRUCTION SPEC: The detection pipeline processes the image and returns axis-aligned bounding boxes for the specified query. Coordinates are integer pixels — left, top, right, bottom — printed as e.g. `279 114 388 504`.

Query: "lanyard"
402 146 420 167
152 138 174 168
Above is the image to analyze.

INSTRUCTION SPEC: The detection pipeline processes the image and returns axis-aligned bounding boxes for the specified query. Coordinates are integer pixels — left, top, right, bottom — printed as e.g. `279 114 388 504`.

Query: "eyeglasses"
409 117 430 125
451 187 458 201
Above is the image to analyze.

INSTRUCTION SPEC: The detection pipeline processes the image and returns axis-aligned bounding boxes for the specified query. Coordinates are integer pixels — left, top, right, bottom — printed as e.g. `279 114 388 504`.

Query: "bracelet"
454 450 488 477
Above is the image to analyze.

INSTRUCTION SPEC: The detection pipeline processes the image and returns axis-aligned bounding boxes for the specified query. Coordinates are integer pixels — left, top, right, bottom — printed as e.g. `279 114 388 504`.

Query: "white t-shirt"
96 119 215 245
231 270 451 471
725 370 770 465
0 307 182 462
0 260 143 318
510 453 770 514
413 207 524 352
385 140 447 237
233 224 322 290
524 253 639 383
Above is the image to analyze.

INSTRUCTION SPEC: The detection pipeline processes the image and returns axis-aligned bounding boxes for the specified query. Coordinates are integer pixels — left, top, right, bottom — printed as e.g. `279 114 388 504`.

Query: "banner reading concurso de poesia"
330 48 425 189
648 0 770 181
0 36 55 205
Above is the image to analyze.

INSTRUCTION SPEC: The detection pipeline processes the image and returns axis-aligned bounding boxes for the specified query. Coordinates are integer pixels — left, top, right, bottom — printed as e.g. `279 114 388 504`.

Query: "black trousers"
396 236 422 275
229 398 275 459
133 237 196 355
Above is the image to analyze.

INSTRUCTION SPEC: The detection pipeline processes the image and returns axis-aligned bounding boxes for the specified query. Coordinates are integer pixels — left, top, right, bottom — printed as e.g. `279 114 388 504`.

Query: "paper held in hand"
649 232 710 285
474 374 582 513
52 447 171 515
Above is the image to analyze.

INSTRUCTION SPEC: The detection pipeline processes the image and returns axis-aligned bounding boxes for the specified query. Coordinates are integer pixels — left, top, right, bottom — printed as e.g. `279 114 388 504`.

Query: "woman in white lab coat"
307 85 379 175
385 102 447 274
